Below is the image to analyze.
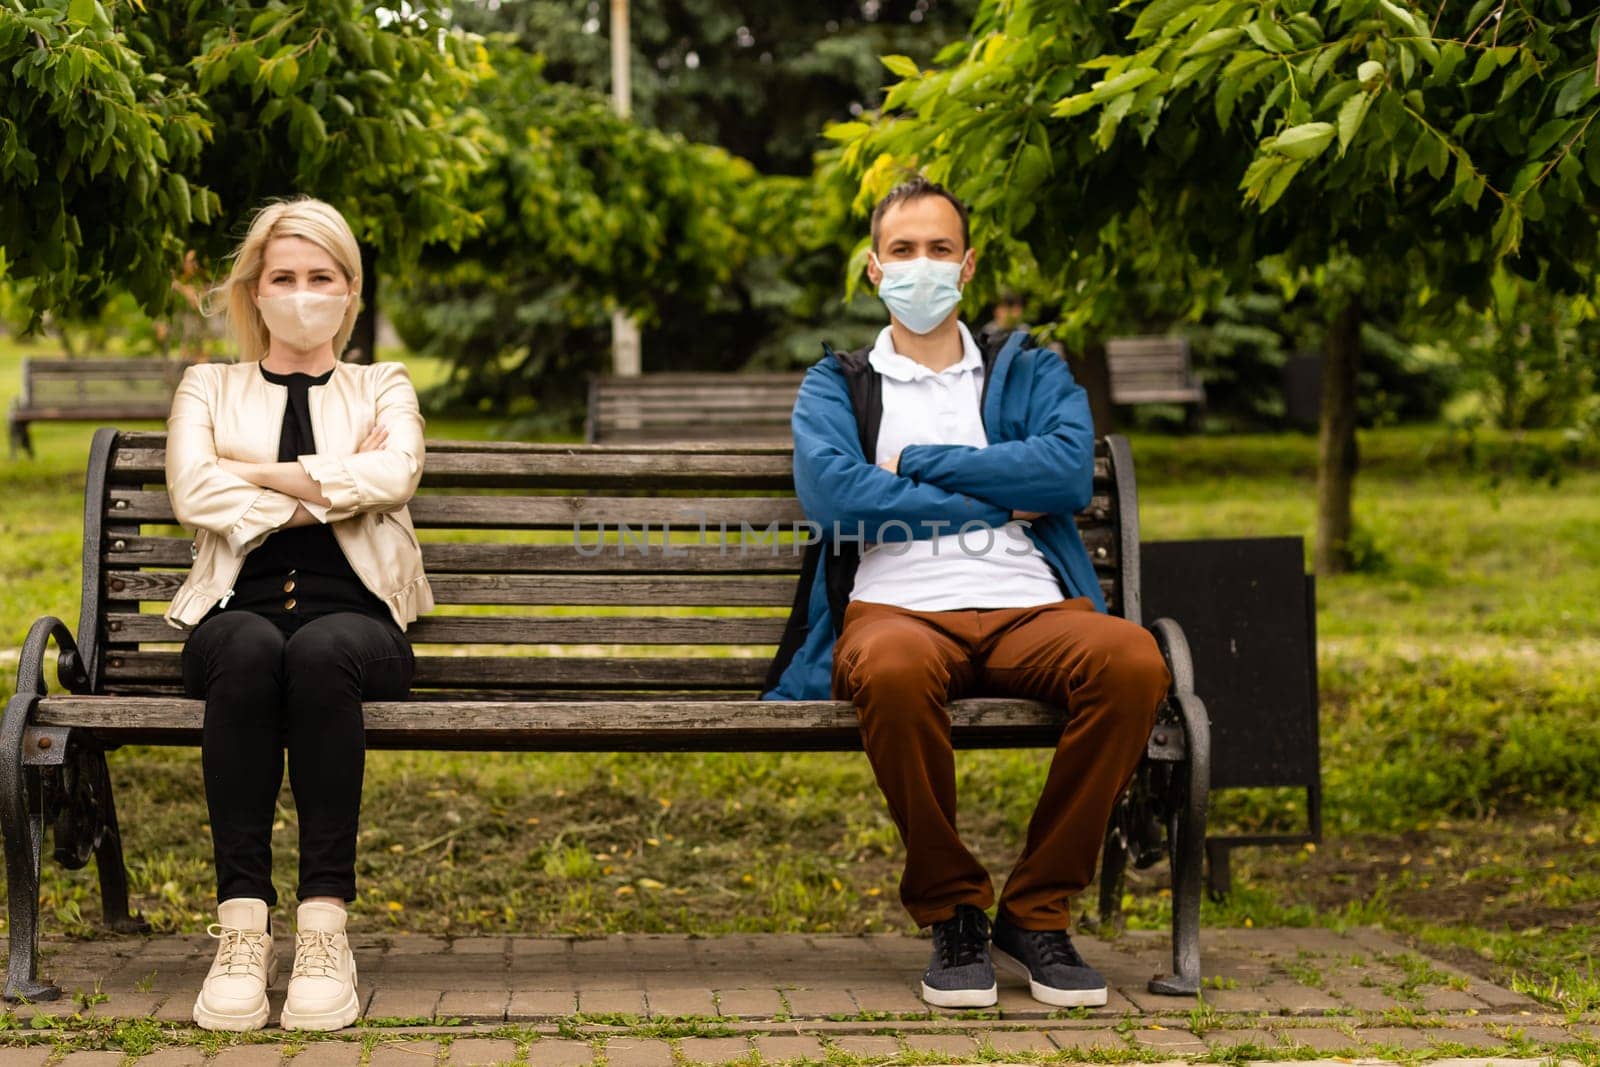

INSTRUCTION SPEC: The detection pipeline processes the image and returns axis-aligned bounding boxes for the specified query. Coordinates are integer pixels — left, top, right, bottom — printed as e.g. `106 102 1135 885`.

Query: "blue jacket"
761 329 1105 701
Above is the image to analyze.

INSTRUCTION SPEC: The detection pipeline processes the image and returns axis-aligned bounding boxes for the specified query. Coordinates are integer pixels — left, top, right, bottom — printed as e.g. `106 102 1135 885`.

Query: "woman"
165 198 433 1032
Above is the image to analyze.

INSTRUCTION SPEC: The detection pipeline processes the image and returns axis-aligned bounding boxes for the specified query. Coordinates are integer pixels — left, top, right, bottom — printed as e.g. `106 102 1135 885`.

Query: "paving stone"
645 988 717 1017
1331 985 1404 1012
979 1030 1057 1054
993 987 1052 1018
437 990 509 1021
1357 1026 1441 1051
576 989 645 1016
450 939 510 956
367 1040 442 1067
0 1050 52 1067
384 937 451 955
83 991 166 1018
1259 983 1343 1015
714 989 785 1019
208 1047 287 1067
750 1035 827 1063
1049 1028 1131 1053
1421 988 1492 1012
1193 987 1274 1013
1504 1025 1575 1044
506 990 577 1020
154 993 198 1024
130 1050 206 1067
446 1038 522 1065
778 989 856 1017
520 1040 594 1067
1433 1028 1510 1050
1463 983 1540 1011
1276 1026 1360 1052
902 1033 978 1056
290 1043 366 1067
676 1037 755 1064
56 1054 128 1067
842 986 924 1014
366 988 442 1021
824 1036 902 1058
1204 1029 1283 1051
601 1038 676 1067
1131 1027 1208 1054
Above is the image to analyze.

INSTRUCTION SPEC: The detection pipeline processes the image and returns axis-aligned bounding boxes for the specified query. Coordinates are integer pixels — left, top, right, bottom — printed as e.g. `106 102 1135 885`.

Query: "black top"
227 364 390 622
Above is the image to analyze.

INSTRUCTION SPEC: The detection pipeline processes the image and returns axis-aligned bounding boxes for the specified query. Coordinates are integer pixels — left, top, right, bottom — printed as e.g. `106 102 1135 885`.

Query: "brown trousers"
832 598 1169 930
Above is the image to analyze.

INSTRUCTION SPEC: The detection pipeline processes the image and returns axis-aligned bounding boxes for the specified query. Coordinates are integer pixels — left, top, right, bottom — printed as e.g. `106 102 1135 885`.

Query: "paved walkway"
1 928 1594 1065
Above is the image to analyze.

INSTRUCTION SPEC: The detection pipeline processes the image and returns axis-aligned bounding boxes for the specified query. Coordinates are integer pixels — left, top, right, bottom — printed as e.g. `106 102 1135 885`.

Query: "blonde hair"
208 198 363 363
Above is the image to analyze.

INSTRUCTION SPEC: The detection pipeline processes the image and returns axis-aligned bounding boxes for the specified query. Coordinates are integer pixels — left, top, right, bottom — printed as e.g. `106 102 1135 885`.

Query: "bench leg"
1148 690 1210 995
88 750 147 934
1096 815 1128 932
1 693 61 1002
6 418 30 461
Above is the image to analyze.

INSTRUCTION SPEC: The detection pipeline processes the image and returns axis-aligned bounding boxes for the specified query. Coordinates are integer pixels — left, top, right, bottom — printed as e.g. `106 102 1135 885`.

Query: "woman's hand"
358 425 389 453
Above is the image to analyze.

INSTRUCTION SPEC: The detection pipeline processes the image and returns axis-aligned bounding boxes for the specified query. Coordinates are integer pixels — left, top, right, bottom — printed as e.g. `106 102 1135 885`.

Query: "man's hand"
878 454 899 476
1012 510 1044 522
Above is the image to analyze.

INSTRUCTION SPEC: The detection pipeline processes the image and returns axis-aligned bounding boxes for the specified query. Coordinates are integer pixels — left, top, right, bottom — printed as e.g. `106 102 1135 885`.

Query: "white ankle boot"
193 897 278 1031
279 901 360 1031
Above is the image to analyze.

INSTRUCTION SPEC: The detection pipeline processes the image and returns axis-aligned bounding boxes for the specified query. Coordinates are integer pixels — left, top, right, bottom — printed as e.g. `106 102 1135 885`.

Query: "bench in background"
3 430 1210 1001
1105 337 1206 426
586 372 803 444
7 358 205 458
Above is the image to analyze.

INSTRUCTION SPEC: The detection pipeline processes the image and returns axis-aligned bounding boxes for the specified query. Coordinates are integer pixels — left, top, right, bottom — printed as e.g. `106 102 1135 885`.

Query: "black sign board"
1141 536 1321 893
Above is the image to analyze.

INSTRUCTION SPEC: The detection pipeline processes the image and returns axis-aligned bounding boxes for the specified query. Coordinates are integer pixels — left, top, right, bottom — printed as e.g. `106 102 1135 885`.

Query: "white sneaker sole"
192 942 278 1031
994 948 1108 1007
280 964 360 1032
192 994 269 1031
920 980 998 1008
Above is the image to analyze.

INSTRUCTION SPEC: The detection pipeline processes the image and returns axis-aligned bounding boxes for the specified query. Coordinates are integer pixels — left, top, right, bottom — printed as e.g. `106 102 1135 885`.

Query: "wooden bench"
586 372 803 444
2 429 1210 1002
7 358 207 458
1105 337 1205 425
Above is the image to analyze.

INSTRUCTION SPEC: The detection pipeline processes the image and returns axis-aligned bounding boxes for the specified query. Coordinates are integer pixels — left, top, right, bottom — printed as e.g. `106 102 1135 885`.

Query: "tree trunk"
347 242 378 364
1315 298 1361 575
1064 341 1116 438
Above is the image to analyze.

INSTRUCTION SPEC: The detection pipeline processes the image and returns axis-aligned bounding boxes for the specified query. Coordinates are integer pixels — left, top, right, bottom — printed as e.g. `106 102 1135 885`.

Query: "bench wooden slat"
104 652 772 688
106 612 790 646
34 696 1068 751
105 571 806 607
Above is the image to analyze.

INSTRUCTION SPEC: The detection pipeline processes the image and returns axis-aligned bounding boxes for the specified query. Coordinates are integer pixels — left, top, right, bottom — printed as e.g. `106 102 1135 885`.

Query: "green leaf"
1129 0 1197 40
1337 89 1372 153
1463 47 1508 87
1526 118 1573 159
1270 122 1338 160
167 172 191 226
1554 69 1597 116
1357 59 1386 88
1243 20 1294 53
1182 27 1245 58
1259 158 1306 209
823 122 871 143
881 54 920 79
67 0 96 24
1050 68 1159 118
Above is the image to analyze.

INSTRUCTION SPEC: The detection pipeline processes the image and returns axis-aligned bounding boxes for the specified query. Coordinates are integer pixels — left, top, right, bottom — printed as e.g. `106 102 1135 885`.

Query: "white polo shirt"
849 323 1064 612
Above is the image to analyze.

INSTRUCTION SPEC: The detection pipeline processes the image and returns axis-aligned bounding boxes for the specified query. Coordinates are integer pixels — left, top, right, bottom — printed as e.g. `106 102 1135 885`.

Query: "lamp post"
610 0 641 376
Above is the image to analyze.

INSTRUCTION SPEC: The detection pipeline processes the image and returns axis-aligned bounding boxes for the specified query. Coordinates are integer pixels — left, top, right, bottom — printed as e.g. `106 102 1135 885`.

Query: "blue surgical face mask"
872 251 970 335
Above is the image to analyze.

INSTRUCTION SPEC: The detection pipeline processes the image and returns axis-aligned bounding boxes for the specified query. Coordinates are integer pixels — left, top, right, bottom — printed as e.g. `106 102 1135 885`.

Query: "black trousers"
181 610 414 905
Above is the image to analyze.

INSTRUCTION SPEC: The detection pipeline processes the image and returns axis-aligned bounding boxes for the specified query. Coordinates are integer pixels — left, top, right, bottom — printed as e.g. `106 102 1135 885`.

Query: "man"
763 177 1170 1008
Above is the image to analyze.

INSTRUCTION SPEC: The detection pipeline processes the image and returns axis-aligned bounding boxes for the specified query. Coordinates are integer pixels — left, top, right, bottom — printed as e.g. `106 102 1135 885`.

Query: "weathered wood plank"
105 571 803 606
34 696 1069 751
106 612 789 646
104 652 771 688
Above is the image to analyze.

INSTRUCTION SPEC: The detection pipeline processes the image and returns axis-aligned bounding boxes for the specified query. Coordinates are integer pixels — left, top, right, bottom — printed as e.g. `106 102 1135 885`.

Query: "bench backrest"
76 430 1141 708
16 359 207 415
1104 337 1203 404
586 373 804 444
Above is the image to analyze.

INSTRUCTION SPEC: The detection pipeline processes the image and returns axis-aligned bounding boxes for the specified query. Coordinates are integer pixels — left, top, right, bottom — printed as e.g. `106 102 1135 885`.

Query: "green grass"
1 335 1596 1016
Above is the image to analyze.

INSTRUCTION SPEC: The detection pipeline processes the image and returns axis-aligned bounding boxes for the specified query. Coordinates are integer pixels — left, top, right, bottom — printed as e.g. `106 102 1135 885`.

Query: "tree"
448 0 981 175
832 0 1600 572
385 41 810 426
0 0 216 318
2 0 490 354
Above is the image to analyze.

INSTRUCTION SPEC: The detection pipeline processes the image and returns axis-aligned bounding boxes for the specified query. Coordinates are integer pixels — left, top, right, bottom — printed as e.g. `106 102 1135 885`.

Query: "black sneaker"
920 905 997 1008
991 915 1108 1007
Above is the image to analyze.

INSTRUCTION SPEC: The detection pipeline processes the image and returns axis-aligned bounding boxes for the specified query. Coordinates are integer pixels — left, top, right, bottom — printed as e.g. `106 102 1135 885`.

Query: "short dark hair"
869 177 970 252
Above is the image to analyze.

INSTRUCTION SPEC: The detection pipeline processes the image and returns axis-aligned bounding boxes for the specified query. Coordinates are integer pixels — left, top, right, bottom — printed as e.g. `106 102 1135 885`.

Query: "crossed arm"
217 425 390 528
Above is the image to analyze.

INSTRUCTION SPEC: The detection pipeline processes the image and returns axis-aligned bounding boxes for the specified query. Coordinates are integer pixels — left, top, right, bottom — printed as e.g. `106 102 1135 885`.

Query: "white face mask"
256 291 350 351
872 252 970 335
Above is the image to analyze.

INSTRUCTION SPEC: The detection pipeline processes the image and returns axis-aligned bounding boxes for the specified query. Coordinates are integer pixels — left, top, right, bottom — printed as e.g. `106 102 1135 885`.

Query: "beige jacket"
163 359 435 631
